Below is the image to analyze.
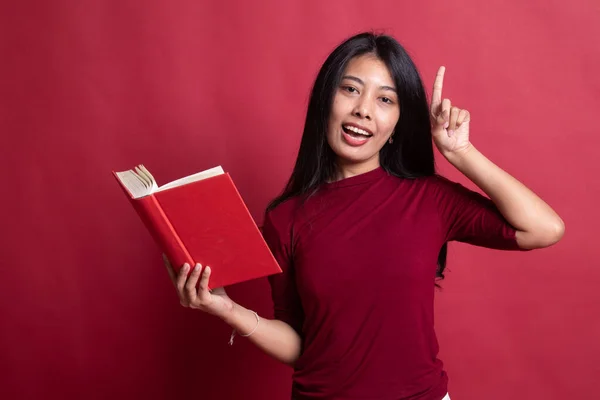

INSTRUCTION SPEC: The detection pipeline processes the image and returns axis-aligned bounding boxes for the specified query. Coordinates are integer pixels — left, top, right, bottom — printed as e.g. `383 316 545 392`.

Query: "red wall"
1 1 597 399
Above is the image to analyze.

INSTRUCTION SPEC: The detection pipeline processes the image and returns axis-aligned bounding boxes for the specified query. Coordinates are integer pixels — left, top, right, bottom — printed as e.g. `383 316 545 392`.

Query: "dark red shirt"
263 167 522 400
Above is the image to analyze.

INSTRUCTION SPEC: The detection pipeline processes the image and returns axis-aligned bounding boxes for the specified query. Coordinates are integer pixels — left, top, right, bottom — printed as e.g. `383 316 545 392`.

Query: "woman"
164 32 564 400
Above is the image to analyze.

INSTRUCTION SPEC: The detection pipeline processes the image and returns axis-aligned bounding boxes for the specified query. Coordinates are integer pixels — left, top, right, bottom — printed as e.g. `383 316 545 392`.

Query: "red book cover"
113 166 282 289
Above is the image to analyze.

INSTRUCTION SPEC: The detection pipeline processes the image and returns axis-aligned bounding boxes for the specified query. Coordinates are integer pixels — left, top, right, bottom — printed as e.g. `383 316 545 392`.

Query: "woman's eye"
381 97 393 104
343 86 358 93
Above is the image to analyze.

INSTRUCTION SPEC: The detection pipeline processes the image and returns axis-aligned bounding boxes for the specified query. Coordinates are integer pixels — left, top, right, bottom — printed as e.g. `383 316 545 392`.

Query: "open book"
113 165 282 289
114 165 225 199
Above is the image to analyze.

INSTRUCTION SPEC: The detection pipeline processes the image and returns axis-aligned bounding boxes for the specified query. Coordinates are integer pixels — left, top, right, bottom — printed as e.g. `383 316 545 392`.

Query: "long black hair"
267 32 448 281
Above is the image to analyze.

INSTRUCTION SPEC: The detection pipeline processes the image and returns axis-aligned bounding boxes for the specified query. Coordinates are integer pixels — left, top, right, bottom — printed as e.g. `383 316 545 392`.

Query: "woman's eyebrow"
342 75 396 92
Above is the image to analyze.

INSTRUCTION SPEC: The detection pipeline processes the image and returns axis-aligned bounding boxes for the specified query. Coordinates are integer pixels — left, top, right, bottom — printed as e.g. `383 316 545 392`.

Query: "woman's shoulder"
408 173 486 206
397 173 475 203
264 196 302 228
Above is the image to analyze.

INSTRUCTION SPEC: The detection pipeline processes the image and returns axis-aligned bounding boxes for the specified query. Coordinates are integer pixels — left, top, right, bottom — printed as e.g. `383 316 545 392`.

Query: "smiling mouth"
342 124 373 138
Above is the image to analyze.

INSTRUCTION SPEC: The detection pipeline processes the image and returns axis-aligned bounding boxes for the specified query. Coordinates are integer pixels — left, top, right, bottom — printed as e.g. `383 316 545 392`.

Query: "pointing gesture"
430 66 472 156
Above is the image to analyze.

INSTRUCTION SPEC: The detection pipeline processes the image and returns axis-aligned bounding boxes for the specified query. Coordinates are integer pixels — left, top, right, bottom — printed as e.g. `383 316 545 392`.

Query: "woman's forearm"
223 302 302 367
444 144 565 249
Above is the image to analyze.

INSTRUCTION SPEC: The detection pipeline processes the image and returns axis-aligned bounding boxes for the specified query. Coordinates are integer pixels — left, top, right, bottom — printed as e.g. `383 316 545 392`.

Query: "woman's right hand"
162 254 235 320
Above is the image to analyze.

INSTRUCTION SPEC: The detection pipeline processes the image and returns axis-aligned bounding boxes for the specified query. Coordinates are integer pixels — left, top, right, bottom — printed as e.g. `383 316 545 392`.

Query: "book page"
136 165 159 193
157 166 224 192
115 170 152 199
115 165 224 198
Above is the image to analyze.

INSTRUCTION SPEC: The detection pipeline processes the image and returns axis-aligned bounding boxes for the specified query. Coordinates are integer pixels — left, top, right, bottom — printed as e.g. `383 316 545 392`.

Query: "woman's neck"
332 158 381 182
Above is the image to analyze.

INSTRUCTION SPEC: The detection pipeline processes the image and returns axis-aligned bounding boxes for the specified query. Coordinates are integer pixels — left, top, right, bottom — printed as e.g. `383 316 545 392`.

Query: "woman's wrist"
221 302 254 333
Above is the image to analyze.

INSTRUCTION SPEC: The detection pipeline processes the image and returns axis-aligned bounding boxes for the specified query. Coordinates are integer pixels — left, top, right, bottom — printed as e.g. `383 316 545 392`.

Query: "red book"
113 164 282 289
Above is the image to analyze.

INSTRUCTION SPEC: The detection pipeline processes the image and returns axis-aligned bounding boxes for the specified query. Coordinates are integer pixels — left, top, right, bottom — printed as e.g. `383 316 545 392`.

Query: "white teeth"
344 125 371 136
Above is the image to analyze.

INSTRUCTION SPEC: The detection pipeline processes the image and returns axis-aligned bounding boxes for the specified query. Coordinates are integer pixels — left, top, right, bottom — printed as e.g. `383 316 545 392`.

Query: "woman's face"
327 54 400 175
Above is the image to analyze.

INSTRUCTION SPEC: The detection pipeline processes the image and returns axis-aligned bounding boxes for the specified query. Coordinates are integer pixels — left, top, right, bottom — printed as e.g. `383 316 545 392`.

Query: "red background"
1 1 598 399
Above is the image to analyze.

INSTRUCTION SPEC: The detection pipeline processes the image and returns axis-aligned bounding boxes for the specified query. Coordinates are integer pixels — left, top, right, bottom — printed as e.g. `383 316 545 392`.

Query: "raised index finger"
431 66 445 112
